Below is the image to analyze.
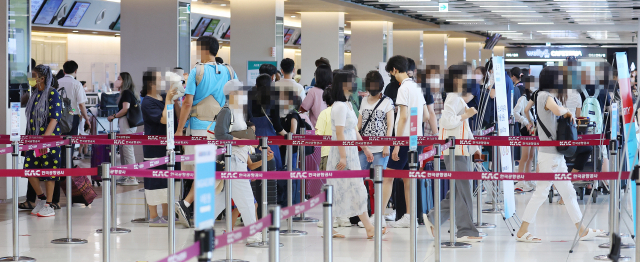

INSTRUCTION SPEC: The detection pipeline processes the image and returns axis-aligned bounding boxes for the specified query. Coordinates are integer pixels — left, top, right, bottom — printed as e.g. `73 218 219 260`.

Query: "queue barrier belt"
155 192 327 262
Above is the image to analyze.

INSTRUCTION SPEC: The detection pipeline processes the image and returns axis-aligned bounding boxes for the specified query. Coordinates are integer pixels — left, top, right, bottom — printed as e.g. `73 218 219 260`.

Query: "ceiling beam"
433 24 640 32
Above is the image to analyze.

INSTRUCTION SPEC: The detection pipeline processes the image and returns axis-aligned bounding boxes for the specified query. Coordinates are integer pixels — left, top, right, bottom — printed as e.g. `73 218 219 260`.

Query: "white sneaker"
317 218 338 228
358 215 387 228
385 210 396 221
121 177 139 186
31 199 45 216
390 214 412 228
247 232 263 244
37 204 55 217
337 217 352 227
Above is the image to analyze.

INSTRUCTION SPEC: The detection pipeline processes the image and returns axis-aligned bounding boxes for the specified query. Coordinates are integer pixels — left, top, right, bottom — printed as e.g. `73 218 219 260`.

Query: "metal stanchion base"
597 232 630 238
245 241 284 248
212 259 249 262
95 227 131 234
598 242 635 249
475 223 496 228
441 242 472 248
292 217 319 223
51 238 88 244
279 230 308 236
0 256 36 262
131 218 149 223
594 255 631 261
482 208 503 213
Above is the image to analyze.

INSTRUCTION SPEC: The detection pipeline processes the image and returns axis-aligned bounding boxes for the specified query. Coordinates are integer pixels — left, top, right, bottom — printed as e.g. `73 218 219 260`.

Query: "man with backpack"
174 36 238 228
57 60 91 166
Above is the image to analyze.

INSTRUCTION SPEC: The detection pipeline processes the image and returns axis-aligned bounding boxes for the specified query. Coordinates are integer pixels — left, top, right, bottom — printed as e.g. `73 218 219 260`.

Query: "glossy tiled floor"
0 185 635 262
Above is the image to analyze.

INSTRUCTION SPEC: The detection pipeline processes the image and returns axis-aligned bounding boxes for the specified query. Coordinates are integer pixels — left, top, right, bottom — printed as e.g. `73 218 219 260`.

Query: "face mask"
28 78 36 87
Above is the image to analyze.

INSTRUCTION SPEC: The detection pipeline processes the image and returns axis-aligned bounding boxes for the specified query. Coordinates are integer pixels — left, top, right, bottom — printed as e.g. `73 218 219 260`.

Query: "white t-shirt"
57 75 87 115
359 96 394 153
275 79 306 101
394 78 426 137
566 89 582 116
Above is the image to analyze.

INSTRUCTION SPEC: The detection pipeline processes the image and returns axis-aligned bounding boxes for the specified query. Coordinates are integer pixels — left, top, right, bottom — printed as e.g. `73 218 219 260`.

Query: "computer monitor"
61 1 91 27
191 17 212 38
32 0 63 25
294 34 301 45
30 0 45 22
109 15 120 31
344 35 351 44
202 19 221 37
483 33 501 50
222 26 231 40
283 28 294 44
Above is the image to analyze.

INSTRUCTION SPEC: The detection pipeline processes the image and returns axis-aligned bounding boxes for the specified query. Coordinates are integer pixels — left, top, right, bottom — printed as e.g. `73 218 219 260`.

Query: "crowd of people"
22 35 633 246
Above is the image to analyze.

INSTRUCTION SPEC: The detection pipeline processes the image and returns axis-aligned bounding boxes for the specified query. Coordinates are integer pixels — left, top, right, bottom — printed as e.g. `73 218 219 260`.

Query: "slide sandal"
579 228 601 241
18 201 35 210
457 236 484 243
516 232 542 243
367 227 388 239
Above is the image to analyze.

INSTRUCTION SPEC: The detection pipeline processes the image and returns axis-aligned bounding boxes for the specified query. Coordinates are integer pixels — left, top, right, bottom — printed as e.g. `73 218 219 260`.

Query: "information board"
194 145 217 229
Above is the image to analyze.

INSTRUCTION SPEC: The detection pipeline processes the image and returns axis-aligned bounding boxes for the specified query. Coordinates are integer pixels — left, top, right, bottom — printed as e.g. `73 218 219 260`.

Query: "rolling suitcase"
61 176 97 206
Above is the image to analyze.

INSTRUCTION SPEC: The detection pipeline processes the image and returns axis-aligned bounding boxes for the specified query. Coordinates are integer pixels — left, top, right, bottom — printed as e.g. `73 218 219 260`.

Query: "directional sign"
439 3 448 12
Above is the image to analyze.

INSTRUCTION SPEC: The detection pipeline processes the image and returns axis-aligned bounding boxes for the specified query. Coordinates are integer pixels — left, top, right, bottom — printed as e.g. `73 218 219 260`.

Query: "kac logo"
559 141 572 146
408 171 426 178
481 173 499 180
554 174 571 180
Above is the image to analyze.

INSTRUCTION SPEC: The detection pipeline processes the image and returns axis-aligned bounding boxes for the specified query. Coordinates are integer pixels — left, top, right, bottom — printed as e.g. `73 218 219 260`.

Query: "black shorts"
387 146 410 170
520 127 530 137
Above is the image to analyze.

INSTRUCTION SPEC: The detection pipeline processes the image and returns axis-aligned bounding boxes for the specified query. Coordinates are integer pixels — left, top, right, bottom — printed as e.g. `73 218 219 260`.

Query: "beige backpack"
188 62 236 124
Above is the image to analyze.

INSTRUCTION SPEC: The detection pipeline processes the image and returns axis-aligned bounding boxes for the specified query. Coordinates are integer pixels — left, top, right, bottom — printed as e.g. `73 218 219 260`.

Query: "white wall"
423 34 447 70
67 34 120 91
393 31 423 65
350 21 385 75
448 38 466 66
300 12 345 85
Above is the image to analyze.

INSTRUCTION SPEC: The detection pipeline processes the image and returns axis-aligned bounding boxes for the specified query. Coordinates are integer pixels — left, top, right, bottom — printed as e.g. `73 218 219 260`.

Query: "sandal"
18 201 35 210
321 230 345 238
579 228 602 241
516 232 542 243
423 214 435 238
366 227 388 239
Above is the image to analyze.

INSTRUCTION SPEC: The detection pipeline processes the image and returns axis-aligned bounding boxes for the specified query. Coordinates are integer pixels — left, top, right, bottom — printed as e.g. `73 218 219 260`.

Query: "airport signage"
505 48 606 59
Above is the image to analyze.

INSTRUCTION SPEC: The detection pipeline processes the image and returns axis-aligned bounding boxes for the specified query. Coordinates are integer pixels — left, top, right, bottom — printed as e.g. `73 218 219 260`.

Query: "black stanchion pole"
195 228 215 262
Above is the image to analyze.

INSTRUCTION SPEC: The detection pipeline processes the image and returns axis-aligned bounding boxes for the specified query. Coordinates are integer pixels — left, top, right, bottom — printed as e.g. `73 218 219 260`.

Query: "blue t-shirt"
184 63 237 130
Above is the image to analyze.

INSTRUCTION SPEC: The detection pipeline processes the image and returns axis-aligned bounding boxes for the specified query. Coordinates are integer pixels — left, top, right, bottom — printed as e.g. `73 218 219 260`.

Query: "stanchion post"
131 197 150 223
167 148 176 255
51 137 88 245
408 151 418 262
269 205 281 262
322 185 333 262
102 163 111 262
433 144 441 262
0 142 36 262
96 131 130 234
195 228 215 262
442 137 471 249
217 143 235 261
281 133 306 236
484 131 502 214
247 137 271 248
373 165 383 262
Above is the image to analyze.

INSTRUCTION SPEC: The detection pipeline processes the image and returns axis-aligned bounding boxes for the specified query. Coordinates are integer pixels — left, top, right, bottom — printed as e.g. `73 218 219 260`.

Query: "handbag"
533 91 577 157
57 87 75 133
126 91 144 127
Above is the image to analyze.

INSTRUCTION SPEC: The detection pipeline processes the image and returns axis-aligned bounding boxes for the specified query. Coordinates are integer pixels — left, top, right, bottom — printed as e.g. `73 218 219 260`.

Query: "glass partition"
8 0 31 107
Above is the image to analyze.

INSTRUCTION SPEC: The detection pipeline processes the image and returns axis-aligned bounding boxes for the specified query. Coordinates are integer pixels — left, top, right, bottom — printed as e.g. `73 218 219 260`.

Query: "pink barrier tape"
156 241 200 262
0 147 13 155
71 138 258 146
214 214 272 249
18 140 69 152
113 148 225 170
0 168 98 178
418 140 453 162
75 135 209 141
384 170 629 181
473 134 604 141
280 191 326 221
268 139 448 147
480 126 495 136
456 139 607 146
110 168 195 179
108 169 369 180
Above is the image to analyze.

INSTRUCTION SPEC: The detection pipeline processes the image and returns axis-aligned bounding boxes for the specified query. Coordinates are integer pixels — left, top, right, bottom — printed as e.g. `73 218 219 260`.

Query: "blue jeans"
358 151 389 171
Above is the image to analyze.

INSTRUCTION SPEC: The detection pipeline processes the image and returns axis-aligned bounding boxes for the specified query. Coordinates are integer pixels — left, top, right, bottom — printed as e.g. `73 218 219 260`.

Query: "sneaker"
317 218 338 228
116 177 127 184
385 210 396 221
149 216 168 227
175 201 192 228
247 232 263 244
235 217 244 227
358 215 387 228
337 217 352 227
162 216 179 223
31 199 45 216
36 204 55 217
389 214 413 228
120 177 139 186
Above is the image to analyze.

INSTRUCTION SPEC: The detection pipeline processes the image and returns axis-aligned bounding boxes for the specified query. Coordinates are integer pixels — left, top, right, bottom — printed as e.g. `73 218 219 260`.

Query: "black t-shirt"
280 112 304 154
383 78 401 105
141 94 178 159
118 89 136 110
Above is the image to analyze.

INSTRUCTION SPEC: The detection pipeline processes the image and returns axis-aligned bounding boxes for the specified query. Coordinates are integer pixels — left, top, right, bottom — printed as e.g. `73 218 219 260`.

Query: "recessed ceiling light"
115 33 120 36
220 4 226 6
72 30 79 33
92 32 98 34
418 11 461 13
480 6 527 8
291 15 296 18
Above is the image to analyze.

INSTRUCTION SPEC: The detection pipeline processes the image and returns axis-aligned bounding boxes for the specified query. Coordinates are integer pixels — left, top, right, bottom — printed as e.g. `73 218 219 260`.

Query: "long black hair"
140 70 155 97
330 70 355 103
314 64 333 90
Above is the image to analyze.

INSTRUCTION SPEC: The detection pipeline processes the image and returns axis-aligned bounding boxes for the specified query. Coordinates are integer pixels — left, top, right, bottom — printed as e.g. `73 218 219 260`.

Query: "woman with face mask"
423 64 484 243
326 70 384 238
107 72 139 186
24 65 63 217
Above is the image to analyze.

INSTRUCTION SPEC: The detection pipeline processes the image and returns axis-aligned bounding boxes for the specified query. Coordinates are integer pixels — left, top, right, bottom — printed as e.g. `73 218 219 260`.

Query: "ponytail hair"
322 87 334 107
140 70 154 97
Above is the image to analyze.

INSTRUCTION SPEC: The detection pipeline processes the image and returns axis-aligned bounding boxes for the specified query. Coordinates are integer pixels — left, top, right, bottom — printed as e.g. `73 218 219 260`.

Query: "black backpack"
533 91 577 157
57 87 74 133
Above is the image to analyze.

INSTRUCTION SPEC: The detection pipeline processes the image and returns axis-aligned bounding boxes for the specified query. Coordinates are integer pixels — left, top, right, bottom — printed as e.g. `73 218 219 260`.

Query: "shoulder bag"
533 91 577 157
126 91 144 127
359 96 387 137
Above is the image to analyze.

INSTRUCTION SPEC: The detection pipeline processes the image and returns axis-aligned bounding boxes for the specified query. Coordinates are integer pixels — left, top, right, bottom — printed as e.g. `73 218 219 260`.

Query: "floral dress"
24 89 63 181
326 101 367 218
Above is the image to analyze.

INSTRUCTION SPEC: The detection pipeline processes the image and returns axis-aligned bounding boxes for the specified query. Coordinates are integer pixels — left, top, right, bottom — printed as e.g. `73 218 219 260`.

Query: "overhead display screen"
62 1 91 27
222 26 231 40
110 15 120 31
32 0 63 25
294 34 301 45
202 19 220 37
283 28 294 44
30 0 45 22
192 17 212 37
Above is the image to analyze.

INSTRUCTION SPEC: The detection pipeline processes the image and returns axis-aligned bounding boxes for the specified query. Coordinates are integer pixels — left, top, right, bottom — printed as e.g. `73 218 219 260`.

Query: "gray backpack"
57 87 74 134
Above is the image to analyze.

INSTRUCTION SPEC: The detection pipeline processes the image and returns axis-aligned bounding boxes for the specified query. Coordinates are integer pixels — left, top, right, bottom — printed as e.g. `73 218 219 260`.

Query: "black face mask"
369 89 381 96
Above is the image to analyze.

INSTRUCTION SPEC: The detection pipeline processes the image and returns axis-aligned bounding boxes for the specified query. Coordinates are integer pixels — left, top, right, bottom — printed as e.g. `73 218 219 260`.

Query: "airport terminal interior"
1 0 640 261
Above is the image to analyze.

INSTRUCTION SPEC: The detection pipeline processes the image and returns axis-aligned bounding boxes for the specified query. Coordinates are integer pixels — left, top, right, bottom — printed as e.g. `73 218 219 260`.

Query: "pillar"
230 0 284 84
481 49 493 67
121 0 179 89
467 42 482 68
448 38 466 66
350 21 393 76
423 34 447 70
300 12 345 85
393 31 423 65
0 0 8 198
494 46 505 58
